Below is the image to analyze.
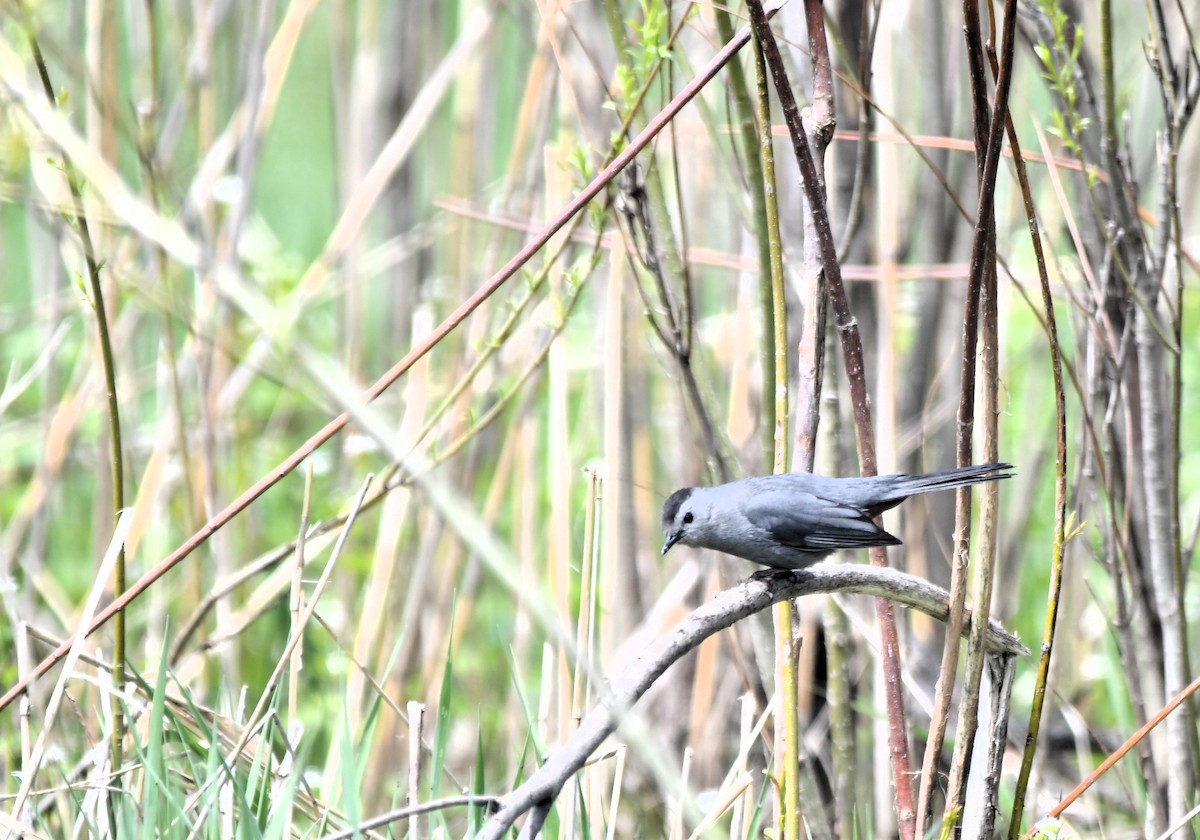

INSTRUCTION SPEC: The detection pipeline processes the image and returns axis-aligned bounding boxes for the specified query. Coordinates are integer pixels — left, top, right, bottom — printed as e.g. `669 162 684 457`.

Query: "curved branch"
480 564 1027 840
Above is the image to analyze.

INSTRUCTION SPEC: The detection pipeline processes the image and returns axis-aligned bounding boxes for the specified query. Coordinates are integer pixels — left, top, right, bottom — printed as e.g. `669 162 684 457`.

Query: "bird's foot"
748 567 802 584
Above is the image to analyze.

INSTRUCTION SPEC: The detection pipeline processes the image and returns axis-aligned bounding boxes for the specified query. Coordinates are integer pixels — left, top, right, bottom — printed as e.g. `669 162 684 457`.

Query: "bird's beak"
662 531 683 555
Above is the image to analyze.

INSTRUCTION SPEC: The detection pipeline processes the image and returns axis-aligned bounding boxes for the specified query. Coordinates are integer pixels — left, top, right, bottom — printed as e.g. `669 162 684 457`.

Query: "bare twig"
745 18 803 838
24 23 128 778
917 0 1019 830
715 4 777 470
317 796 502 840
946 0 1020 820
1029 669 1200 836
1000 51 1069 840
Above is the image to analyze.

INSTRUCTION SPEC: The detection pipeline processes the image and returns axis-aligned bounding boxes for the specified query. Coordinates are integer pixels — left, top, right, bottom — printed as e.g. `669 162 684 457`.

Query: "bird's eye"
682 512 694 525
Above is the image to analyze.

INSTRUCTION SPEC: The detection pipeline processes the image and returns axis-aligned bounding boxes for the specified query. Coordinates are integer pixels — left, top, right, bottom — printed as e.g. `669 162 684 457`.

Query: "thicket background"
1 0 1197 837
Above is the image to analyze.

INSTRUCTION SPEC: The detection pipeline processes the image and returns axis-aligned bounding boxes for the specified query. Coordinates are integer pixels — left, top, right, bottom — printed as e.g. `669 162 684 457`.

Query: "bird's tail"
867 462 1014 515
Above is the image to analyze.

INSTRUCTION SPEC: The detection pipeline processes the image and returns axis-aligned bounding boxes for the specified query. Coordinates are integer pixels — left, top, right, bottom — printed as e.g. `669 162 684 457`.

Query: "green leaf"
468 713 487 835
430 596 458 799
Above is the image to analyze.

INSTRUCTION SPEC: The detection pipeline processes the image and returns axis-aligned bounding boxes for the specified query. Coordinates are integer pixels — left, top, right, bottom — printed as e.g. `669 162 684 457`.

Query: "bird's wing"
741 490 900 550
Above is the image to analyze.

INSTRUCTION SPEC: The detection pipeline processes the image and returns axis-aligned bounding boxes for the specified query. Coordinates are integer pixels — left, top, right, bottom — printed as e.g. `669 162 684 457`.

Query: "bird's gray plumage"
661 463 1013 570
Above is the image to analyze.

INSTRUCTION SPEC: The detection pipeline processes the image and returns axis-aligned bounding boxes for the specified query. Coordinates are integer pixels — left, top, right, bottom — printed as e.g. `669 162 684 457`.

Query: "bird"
660 462 1013 570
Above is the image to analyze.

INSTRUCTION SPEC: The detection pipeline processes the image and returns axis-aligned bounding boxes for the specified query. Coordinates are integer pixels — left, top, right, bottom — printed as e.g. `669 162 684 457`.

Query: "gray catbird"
660 463 1013 570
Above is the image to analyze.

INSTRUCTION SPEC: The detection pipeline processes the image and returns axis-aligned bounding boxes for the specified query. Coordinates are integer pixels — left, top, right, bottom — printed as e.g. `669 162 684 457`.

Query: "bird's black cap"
661 487 694 527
